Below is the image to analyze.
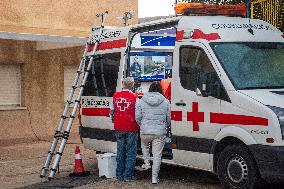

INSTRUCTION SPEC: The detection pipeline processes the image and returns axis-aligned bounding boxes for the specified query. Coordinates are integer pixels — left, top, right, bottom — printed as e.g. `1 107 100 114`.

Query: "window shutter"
0 64 21 106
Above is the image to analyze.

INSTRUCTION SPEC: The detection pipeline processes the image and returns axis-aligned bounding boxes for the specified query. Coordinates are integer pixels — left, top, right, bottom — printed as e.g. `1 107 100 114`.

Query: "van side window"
179 47 214 91
179 46 230 102
83 53 120 97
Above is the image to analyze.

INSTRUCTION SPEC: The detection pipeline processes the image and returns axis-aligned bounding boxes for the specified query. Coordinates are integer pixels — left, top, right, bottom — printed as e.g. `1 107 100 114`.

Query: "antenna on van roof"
247 0 254 35
117 10 134 26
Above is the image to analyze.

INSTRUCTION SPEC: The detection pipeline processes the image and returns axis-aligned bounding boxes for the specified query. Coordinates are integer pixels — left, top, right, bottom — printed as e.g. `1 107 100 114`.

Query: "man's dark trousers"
115 131 138 180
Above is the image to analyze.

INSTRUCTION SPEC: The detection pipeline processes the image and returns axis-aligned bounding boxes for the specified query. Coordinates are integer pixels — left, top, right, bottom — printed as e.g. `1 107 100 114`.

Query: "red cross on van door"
116 98 130 111
187 102 204 131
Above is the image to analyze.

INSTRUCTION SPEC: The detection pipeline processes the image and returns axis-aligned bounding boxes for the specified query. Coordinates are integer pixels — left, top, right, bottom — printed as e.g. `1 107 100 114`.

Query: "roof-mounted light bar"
175 3 247 18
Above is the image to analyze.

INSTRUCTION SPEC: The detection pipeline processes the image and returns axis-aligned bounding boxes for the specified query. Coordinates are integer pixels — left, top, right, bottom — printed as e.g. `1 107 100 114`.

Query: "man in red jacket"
110 77 139 181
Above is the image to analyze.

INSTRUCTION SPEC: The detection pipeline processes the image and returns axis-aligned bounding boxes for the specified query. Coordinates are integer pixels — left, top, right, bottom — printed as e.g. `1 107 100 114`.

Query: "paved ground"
0 140 282 189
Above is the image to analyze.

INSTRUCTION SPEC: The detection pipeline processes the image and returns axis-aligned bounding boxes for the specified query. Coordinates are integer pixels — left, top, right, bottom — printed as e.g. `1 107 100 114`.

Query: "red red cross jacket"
112 90 139 132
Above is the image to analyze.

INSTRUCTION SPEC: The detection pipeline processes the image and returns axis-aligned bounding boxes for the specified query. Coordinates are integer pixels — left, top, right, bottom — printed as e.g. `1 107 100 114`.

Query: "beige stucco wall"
0 0 138 36
0 0 138 145
0 40 42 145
0 40 84 145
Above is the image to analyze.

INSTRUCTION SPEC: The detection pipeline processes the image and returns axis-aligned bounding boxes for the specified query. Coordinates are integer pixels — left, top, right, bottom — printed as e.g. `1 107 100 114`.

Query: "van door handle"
175 102 186 106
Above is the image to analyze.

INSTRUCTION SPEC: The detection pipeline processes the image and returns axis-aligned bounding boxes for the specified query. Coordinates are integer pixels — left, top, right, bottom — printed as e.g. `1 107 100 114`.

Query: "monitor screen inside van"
129 51 172 81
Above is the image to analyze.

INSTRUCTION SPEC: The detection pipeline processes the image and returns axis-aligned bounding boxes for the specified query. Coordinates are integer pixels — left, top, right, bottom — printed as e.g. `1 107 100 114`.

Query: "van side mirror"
196 70 220 98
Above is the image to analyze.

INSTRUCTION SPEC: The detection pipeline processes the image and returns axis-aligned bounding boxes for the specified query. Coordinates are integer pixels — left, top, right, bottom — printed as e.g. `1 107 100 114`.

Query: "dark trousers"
115 130 138 180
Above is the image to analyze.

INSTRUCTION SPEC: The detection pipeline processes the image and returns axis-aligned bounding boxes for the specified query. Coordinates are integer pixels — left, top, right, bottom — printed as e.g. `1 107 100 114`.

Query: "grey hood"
135 92 171 135
141 92 165 106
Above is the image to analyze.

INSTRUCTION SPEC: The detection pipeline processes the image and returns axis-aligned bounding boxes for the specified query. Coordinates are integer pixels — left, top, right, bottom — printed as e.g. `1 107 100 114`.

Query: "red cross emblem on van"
116 98 130 111
187 102 204 131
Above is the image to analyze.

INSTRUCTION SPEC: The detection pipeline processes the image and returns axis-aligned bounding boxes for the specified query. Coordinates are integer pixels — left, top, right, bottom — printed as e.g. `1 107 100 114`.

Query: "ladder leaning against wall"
40 11 108 180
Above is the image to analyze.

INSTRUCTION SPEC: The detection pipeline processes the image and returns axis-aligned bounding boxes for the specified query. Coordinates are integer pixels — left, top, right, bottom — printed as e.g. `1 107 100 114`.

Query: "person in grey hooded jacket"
135 81 171 184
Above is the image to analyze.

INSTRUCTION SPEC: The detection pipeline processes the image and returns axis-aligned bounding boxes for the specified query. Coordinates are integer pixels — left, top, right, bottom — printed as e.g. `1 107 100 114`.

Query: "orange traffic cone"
69 146 90 177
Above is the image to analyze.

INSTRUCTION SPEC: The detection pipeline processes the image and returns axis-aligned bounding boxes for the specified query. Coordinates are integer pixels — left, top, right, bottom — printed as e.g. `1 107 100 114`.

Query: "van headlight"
268 106 284 139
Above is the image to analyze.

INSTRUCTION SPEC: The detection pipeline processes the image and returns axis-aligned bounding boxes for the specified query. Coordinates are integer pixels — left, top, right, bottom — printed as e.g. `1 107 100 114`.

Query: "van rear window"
83 53 120 97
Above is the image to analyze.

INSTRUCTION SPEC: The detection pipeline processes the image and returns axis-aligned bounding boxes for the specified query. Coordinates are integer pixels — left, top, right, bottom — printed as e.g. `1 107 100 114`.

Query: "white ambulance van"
79 13 284 189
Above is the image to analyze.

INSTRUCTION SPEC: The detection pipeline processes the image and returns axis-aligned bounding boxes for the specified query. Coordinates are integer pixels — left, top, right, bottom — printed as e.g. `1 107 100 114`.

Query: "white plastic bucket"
96 153 117 178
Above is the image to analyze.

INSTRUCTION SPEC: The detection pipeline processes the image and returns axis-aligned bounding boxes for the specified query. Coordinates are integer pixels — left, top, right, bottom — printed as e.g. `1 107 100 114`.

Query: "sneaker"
152 177 160 184
114 177 124 181
141 163 151 170
124 176 137 182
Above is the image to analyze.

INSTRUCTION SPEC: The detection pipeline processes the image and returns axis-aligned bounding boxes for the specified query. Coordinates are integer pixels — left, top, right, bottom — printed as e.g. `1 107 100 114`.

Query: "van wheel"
217 144 260 189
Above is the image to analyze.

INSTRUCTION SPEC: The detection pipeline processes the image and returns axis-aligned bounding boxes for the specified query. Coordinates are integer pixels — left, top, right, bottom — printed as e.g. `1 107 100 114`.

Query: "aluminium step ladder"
40 11 108 180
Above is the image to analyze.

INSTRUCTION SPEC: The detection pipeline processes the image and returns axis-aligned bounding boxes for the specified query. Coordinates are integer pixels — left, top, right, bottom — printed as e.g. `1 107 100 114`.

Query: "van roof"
177 16 283 42
90 16 283 50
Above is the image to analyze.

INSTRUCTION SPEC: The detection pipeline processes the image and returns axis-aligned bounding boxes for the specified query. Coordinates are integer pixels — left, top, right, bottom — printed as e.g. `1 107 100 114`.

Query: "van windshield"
211 42 284 90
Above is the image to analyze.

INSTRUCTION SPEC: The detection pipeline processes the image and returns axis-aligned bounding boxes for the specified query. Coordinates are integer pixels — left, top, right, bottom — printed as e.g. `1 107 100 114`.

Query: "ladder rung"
63 131 70 139
66 100 73 104
61 115 68 119
48 151 55 155
56 152 63 156
54 135 62 139
50 168 57 172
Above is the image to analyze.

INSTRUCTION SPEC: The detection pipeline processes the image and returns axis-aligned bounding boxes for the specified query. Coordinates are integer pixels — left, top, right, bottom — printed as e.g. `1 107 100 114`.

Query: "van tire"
217 144 260 189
